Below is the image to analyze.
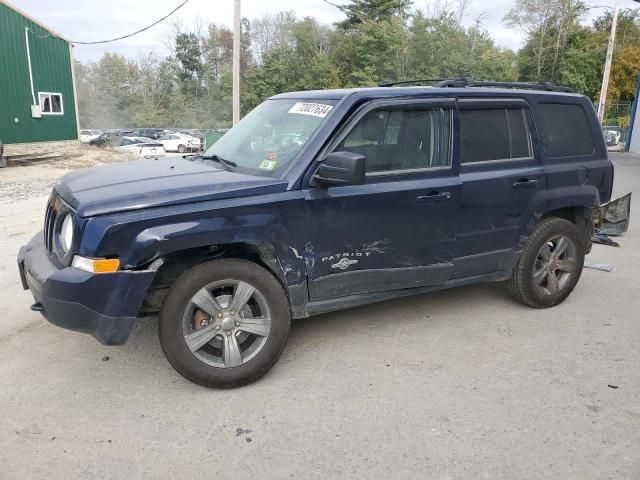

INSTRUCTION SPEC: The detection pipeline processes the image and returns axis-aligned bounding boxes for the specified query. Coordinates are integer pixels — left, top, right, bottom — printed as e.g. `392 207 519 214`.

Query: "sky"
6 0 638 63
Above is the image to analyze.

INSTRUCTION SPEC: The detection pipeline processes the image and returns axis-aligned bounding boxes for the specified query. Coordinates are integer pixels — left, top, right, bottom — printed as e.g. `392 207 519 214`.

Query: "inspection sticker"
258 160 278 171
288 102 333 118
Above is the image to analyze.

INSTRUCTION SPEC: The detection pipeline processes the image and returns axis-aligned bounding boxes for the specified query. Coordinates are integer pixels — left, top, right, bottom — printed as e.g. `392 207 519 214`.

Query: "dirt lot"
0 142 132 204
0 151 638 479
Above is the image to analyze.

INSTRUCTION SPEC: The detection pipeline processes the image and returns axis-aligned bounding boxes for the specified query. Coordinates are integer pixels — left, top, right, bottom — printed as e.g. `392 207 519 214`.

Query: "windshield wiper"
200 154 237 171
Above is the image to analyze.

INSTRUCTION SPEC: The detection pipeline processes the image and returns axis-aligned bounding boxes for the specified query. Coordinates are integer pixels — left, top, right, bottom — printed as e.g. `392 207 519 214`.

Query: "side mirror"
312 151 365 187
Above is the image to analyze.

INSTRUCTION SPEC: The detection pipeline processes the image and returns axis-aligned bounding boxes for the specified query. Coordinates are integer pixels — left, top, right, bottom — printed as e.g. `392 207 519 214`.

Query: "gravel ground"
0 142 132 204
0 152 638 480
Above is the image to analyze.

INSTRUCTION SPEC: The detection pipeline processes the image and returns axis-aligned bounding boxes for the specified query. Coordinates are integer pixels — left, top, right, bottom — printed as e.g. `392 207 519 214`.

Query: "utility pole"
232 0 241 125
597 5 619 124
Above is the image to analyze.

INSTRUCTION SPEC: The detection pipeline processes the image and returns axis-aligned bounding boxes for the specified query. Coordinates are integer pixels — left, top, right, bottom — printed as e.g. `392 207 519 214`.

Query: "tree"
250 11 297 64
608 46 640 104
406 11 516 81
330 0 409 86
337 0 412 27
242 16 341 111
504 0 585 82
557 26 604 96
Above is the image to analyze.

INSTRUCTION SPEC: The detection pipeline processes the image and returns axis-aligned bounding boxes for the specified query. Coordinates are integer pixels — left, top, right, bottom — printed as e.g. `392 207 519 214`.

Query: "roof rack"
379 76 575 93
378 78 445 87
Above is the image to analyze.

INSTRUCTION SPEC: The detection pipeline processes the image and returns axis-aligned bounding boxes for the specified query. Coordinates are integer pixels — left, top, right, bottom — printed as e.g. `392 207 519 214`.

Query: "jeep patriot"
18 78 628 388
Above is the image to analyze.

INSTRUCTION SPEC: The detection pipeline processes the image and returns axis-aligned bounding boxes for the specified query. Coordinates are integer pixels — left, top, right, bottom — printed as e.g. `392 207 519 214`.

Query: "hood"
56 156 289 217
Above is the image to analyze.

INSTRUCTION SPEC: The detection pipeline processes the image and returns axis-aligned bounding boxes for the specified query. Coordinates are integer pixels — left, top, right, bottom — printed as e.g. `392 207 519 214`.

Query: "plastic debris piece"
584 262 614 272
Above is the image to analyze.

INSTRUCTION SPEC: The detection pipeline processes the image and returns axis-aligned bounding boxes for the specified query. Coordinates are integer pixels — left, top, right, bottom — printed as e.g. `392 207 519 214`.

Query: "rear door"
305 98 461 301
453 98 548 278
535 100 613 205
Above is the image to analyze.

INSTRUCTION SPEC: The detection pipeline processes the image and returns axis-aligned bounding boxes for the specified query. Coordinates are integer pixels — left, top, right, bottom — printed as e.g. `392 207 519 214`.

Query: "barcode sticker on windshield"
288 102 333 118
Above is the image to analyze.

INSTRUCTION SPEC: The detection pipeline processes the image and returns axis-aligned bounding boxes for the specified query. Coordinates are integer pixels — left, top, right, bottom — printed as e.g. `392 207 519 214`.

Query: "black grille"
43 195 59 253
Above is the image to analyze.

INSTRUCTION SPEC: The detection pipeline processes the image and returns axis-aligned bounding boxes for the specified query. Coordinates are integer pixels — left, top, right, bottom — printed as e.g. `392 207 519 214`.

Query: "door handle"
512 178 538 189
416 191 452 202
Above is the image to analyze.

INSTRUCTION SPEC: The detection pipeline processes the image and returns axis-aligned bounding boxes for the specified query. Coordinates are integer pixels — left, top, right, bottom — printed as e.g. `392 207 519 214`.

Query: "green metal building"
0 0 79 144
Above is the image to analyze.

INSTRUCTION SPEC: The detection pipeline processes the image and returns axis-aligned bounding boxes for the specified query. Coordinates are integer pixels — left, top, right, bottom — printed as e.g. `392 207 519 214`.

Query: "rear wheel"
159 259 291 388
177 144 186 153
508 217 586 308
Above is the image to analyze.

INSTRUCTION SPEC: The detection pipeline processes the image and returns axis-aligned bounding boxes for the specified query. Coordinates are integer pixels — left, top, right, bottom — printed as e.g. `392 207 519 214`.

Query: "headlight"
60 214 74 253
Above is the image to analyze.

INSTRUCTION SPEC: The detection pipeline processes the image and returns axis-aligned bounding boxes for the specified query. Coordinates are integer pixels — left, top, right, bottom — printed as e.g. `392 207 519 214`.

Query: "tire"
508 217 586 308
177 144 186 153
159 259 291 388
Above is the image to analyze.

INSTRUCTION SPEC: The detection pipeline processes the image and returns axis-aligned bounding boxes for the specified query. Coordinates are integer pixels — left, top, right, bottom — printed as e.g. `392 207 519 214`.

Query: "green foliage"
75 1 640 129
338 0 412 27
406 12 517 82
557 26 604 97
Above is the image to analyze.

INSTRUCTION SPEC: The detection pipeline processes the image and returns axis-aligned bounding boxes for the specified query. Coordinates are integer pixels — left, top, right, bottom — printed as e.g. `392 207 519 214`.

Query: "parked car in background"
89 131 121 147
132 128 165 140
604 128 622 147
179 129 207 142
158 132 202 153
80 129 103 143
113 137 166 157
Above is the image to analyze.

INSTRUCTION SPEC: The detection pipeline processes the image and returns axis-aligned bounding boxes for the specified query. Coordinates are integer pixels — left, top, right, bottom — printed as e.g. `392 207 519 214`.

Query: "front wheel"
508 217 586 308
159 259 291 388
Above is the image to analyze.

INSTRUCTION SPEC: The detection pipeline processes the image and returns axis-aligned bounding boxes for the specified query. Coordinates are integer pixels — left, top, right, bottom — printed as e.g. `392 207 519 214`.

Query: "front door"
304 99 461 301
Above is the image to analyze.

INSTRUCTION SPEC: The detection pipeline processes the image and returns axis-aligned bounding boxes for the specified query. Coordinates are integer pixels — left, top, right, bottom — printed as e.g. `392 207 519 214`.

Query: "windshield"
203 99 336 176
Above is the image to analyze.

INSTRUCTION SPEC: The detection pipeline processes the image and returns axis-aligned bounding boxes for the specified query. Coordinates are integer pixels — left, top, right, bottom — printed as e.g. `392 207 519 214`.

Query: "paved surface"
1 153 638 480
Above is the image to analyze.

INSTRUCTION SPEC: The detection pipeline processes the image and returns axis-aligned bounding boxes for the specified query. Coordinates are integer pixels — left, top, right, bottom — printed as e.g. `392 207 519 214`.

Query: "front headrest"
360 115 384 141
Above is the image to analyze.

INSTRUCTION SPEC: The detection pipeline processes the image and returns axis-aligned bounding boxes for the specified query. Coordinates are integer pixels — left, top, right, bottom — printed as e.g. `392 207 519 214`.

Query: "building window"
38 92 64 115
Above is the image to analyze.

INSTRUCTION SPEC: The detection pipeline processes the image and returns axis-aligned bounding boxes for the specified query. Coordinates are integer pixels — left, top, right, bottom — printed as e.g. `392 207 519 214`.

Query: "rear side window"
460 107 532 164
539 103 594 157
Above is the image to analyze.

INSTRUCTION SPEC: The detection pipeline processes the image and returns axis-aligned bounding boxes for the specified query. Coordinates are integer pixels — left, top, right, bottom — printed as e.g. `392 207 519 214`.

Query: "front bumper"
18 231 156 345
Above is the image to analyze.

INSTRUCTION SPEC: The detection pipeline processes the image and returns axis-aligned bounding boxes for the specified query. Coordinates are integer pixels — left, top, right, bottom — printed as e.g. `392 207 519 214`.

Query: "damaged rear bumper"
594 193 631 235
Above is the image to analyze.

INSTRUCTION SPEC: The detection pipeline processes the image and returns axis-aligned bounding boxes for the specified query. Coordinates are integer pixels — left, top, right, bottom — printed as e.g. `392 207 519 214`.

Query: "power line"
69 0 191 45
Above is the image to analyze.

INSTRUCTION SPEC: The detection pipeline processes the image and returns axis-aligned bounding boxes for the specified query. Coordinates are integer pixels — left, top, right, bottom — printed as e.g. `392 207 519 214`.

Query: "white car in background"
80 129 103 143
113 137 166 157
158 133 201 153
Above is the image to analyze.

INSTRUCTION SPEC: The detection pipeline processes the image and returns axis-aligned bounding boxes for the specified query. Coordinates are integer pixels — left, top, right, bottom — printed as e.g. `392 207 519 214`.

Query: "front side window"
538 103 594 157
335 107 452 173
460 107 532 164
38 92 63 115
203 99 336 176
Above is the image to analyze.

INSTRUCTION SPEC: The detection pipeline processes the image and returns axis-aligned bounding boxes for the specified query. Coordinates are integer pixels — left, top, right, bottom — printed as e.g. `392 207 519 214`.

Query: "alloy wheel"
182 280 271 368
533 235 578 296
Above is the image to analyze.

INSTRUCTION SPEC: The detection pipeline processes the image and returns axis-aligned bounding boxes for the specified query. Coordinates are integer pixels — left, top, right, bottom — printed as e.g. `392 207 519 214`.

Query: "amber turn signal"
72 256 120 274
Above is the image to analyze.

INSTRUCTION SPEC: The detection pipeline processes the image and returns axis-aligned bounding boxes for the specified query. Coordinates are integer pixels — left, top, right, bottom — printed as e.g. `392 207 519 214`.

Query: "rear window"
539 103 594 157
460 107 532 164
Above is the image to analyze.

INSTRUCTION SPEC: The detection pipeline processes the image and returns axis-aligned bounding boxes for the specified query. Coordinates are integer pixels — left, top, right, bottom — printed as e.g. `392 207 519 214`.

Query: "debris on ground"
3 152 85 168
584 262 614 272
592 233 620 247
608 384 619 389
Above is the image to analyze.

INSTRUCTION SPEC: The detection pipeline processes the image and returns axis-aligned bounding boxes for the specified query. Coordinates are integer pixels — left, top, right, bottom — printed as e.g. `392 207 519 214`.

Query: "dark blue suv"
18 79 627 388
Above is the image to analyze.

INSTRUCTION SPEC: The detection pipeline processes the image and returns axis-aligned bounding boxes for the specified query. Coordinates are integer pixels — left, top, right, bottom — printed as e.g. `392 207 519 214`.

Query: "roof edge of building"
0 0 71 43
